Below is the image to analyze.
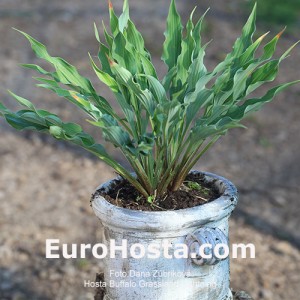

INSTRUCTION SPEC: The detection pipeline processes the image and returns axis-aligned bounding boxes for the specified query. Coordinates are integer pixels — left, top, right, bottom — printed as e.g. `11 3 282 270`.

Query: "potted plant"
0 0 298 299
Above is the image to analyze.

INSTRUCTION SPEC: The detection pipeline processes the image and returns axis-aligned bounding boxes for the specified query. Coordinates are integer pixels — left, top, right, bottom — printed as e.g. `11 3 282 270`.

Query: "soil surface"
0 0 300 300
95 173 221 211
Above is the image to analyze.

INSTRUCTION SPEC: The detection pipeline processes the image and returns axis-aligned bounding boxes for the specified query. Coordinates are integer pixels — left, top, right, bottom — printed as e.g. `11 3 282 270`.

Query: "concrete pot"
92 171 238 300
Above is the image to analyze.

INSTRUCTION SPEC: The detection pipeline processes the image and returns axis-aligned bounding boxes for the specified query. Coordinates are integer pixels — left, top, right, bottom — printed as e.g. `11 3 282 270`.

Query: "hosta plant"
0 0 298 204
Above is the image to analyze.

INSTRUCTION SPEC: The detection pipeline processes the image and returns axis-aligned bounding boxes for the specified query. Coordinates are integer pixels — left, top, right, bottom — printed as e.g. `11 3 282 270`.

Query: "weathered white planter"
92 171 238 300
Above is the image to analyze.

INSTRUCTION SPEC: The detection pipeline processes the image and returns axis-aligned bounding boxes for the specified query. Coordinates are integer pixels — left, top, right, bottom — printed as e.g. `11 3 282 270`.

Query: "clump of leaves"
0 0 299 203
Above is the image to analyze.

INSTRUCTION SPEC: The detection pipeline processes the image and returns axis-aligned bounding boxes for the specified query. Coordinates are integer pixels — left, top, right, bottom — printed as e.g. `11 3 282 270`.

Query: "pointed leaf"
8 91 36 110
261 28 285 60
126 20 146 54
110 61 156 115
119 0 129 32
90 54 119 93
176 8 196 84
140 75 167 103
108 1 119 37
112 32 137 74
228 81 300 120
192 8 209 59
94 22 100 42
230 3 257 58
162 0 183 70
102 21 114 48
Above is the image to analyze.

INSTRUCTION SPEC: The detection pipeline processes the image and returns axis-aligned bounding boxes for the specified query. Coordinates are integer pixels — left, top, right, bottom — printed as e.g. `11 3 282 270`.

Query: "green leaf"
176 8 196 84
126 20 146 55
1 104 145 195
139 75 167 103
238 31 269 66
279 40 300 63
162 0 183 70
246 60 279 95
230 3 257 58
139 54 158 78
15 29 98 96
102 21 114 48
112 32 137 74
20 63 53 77
62 122 82 136
228 81 300 120
108 1 119 37
34 81 103 120
119 0 129 32
13 28 51 60
8 90 36 110
97 42 113 75
88 119 134 150
110 61 156 115
192 8 209 59
261 28 285 61
162 66 177 90
94 22 100 42
89 54 119 93
187 44 208 93
190 117 242 143
136 133 155 155
5 114 46 131
114 93 136 134
185 88 214 127
0 102 10 115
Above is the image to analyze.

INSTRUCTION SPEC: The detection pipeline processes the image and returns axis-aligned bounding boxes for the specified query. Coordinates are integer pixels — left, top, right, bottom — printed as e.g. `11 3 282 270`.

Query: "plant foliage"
0 0 299 202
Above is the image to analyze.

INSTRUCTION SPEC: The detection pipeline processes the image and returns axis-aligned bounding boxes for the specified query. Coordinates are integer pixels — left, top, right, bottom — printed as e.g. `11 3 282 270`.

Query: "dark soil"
94 173 222 211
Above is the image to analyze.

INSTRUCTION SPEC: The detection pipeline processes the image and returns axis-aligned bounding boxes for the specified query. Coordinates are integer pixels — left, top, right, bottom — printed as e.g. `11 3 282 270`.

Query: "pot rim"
91 170 238 232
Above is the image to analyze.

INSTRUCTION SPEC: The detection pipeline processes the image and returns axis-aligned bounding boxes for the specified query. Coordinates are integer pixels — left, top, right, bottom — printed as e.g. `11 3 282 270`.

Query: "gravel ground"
0 1 300 299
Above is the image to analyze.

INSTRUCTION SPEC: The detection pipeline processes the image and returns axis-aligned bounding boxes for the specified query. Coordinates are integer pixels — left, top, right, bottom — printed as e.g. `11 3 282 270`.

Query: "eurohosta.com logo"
45 239 255 260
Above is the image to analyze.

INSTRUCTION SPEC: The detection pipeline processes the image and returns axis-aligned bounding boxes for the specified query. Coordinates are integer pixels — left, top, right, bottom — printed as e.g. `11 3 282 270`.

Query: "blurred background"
0 0 299 299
